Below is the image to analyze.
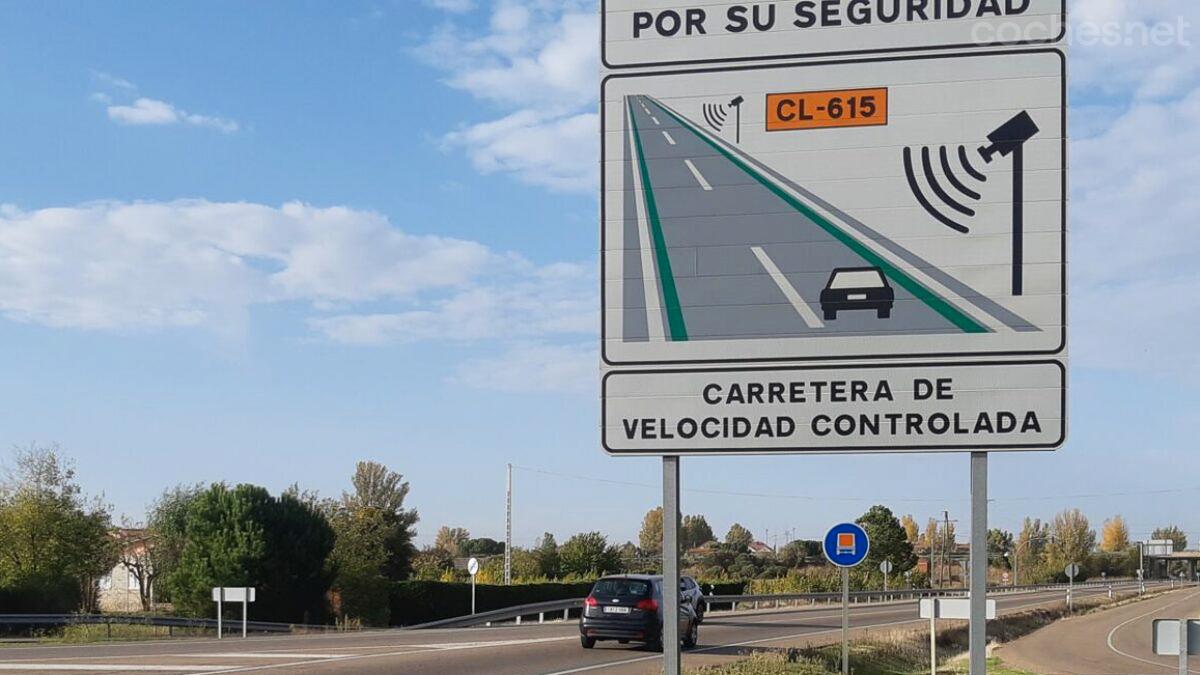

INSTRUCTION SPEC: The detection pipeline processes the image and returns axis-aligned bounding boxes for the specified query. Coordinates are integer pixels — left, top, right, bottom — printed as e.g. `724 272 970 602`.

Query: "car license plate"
603 606 631 614
847 293 867 300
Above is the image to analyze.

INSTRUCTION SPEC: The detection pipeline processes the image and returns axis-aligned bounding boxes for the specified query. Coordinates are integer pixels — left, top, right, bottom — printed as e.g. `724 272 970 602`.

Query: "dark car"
820 266 894 320
579 575 698 650
681 575 705 623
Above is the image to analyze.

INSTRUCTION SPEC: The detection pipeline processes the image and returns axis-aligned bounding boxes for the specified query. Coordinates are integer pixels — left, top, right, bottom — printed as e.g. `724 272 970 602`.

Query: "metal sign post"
212 587 255 639
1153 618 1200 675
468 557 480 615
880 560 893 593
1064 563 1080 611
663 456 681 675
969 452 988 675
824 523 870 675
923 598 996 674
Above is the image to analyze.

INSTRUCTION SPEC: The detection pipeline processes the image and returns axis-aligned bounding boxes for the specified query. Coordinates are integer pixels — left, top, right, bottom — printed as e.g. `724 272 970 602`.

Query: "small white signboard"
212 587 256 603
1153 619 1200 656
920 598 996 620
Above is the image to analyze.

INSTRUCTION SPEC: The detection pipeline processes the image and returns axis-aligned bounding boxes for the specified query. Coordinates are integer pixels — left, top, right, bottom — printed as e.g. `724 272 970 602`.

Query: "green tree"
856 505 918 574
434 526 470 556
1015 517 1052 582
682 515 715 550
164 483 335 622
1045 508 1096 581
725 523 754 551
145 484 204 604
328 506 391 625
341 462 419 581
558 532 622 577
639 507 663 556
534 533 560 578
988 529 1014 570
328 462 420 624
0 444 116 612
1152 525 1187 551
461 538 505 557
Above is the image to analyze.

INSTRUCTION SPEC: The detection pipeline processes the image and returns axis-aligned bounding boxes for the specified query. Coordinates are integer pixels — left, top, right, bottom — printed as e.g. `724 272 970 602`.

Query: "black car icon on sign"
820 267 894 321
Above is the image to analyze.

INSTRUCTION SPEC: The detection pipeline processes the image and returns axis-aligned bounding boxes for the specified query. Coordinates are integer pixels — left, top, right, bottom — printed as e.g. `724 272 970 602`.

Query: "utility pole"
504 463 512 586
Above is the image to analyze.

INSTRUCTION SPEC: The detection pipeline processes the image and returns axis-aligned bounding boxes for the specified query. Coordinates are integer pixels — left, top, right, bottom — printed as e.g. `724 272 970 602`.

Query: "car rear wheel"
877 308 891 319
683 620 698 649
824 309 837 320
581 636 596 649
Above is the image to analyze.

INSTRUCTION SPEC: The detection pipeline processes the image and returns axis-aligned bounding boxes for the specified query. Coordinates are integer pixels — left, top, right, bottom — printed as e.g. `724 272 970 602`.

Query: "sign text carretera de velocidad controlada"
619 376 1043 442
631 0 1037 39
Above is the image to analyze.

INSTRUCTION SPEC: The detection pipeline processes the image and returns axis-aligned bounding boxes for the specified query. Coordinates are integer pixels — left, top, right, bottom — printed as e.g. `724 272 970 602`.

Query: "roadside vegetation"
0 443 1189 630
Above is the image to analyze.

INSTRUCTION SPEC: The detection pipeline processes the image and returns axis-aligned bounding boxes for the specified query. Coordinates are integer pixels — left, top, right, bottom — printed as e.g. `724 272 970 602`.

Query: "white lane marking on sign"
626 115 666 341
683 159 712 191
650 116 660 125
661 130 676 145
751 246 825 330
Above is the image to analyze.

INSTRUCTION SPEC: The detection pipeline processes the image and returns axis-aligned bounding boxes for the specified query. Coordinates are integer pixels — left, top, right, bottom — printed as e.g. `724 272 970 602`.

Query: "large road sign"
601 48 1066 454
603 0 1066 68
823 522 870 568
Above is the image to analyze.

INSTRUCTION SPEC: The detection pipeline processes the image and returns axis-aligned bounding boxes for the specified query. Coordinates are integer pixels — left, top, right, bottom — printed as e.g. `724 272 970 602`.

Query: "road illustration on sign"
619 93 1037 345
604 51 1065 366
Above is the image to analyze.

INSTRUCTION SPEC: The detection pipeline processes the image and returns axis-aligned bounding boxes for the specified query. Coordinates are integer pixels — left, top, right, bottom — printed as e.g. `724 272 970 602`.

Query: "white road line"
627 112 667 341
661 130 676 145
650 116 660 125
1106 589 1200 673
683 159 712 191
187 653 347 659
751 246 825 329
0 662 225 667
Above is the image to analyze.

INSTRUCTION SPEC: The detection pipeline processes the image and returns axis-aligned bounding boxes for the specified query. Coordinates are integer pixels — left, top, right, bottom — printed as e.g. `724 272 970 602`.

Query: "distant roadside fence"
0 613 340 638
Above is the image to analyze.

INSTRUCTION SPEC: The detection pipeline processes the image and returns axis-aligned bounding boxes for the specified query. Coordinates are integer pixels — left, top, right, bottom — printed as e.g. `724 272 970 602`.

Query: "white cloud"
308 260 595 344
107 97 240 133
1071 87 1200 374
0 200 496 331
452 342 596 394
424 0 474 12
420 1 598 193
1068 0 1199 101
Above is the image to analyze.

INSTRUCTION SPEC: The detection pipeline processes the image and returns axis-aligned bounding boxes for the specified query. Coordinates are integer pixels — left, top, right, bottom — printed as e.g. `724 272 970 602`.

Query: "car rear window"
592 579 651 597
830 269 886 289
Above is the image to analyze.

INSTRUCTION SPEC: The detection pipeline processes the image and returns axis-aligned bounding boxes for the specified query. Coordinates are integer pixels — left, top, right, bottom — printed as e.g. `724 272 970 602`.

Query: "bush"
0 576 81 613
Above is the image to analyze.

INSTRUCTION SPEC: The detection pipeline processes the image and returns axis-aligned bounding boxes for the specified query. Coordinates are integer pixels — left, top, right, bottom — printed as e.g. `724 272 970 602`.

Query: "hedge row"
388 579 750 626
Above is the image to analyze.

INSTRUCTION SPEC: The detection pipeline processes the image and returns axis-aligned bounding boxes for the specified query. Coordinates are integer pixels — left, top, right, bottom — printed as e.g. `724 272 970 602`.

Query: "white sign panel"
603 0 1065 68
604 361 1062 453
1153 620 1200 656
1146 540 1176 557
920 597 995 620
603 50 1065 366
212 587 256 603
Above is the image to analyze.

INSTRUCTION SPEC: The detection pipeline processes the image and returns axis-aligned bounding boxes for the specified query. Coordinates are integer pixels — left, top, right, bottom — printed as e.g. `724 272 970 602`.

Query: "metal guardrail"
0 613 339 636
408 579 1154 630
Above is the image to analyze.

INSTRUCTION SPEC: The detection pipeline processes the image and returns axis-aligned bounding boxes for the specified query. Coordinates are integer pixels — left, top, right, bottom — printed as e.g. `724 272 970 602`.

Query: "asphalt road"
999 585 1200 674
0 585 1145 674
621 94 983 343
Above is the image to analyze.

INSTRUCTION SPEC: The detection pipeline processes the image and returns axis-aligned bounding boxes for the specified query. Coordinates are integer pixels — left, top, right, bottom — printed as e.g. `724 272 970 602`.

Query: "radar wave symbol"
703 103 729 132
903 144 988 234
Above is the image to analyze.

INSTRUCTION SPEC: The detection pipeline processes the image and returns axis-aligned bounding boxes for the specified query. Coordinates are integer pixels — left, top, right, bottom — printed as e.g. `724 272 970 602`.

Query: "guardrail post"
538 612 544 624
515 615 521 625
564 608 570 621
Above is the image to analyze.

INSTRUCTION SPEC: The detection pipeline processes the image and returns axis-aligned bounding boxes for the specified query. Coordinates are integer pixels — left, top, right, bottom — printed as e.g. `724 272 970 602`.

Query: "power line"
512 465 1200 505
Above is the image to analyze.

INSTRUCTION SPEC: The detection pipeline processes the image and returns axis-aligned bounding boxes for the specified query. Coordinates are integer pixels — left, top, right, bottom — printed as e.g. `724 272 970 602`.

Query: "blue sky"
0 0 1197 550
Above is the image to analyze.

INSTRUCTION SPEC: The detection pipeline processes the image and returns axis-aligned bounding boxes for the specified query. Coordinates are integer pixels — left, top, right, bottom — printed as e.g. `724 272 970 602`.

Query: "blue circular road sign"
823 522 870 568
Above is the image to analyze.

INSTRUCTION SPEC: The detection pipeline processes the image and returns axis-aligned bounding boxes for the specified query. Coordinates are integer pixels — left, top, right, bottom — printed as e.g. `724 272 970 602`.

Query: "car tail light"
635 598 658 612
585 596 599 607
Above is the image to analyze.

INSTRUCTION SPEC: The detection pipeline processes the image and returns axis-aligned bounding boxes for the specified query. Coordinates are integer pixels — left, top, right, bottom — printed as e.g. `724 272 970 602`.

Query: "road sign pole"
969 452 988 675
471 574 476 615
929 603 937 675
841 566 850 675
663 456 681 675
242 590 247 639
217 590 222 640
1181 617 1189 675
